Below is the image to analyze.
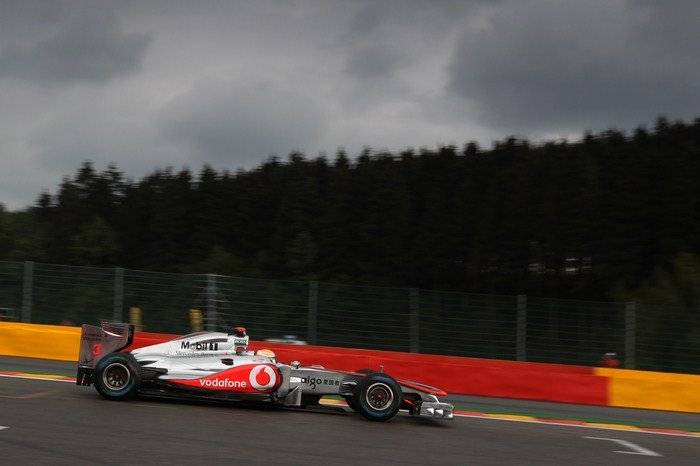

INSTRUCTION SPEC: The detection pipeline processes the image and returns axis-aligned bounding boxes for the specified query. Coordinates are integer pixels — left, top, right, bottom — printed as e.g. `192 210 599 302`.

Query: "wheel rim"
102 362 130 390
365 382 394 411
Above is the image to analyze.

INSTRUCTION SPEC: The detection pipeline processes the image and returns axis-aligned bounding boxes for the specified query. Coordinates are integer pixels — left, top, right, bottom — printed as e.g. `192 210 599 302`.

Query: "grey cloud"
629 0 700 56
337 0 488 115
345 1 389 37
27 97 175 177
0 1 63 40
345 44 407 80
3 0 699 210
341 1 482 82
159 81 327 166
447 0 700 133
340 2 409 83
0 3 151 85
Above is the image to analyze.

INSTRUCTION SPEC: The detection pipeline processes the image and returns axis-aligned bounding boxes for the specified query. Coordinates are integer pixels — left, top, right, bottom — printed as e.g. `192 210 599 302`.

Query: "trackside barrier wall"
0 322 80 361
1 322 698 413
594 367 700 413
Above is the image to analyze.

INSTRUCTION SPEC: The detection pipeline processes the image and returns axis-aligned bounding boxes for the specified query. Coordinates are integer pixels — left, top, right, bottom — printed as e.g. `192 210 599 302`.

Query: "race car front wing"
417 398 455 419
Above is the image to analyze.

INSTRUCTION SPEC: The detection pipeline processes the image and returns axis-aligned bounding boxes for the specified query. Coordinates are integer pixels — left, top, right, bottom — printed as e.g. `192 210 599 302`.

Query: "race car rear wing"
76 321 134 385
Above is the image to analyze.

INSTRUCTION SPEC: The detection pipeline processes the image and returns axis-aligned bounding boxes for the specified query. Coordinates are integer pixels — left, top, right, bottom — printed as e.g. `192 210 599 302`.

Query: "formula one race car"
76 322 454 422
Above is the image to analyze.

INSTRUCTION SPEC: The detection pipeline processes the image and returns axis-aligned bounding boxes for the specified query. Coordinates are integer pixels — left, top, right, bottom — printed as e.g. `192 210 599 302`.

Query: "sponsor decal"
199 378 247 389
301 376 340 390
249 365 277 390
180 341 219 351
91 343 102 356
175 352 228 358
171 364 279 392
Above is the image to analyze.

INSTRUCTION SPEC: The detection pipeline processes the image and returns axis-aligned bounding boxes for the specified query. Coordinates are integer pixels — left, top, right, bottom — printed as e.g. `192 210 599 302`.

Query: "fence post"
129 306 142 331
307 281 318 344
409 288 420 353
516 294 527 361
190 309 203 332
206 274 218 331
625 302 636 369
113 267 124 322
21 261 33 323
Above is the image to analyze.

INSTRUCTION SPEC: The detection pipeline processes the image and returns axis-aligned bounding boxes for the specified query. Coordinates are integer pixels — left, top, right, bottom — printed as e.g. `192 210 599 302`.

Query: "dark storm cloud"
341 2 405 80
0 2 151 85
159 81 327 165
340 1 484 82
3 0 700 210
447 0 700 133
345 44 407 80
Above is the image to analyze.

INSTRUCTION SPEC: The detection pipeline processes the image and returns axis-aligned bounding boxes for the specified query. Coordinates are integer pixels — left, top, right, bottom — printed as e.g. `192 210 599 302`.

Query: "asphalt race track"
1 357 698 465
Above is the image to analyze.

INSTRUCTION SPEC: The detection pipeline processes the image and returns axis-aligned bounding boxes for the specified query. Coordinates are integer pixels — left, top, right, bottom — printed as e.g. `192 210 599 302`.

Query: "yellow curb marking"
486 414 536 422
0 373 74 383
586 423 641 431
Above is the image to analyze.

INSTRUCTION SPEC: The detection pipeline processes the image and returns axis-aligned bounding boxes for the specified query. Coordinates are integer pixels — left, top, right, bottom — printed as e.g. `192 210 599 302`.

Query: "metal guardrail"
0 260 698 373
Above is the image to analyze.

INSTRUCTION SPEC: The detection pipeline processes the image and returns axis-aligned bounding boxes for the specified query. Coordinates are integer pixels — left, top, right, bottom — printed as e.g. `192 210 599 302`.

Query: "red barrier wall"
6 324 696 411
130 331 700 411
130 332 608 405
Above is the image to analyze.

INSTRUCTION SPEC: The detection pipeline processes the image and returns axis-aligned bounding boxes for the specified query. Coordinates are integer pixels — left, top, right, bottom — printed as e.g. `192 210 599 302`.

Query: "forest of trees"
1 116 700 303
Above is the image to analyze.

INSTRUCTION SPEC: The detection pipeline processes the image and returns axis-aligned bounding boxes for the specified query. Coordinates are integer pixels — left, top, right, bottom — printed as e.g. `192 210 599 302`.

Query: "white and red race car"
76 322 454 422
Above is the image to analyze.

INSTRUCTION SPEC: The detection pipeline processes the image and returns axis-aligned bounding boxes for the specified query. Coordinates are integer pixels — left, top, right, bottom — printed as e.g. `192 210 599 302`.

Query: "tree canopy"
2 116 699 301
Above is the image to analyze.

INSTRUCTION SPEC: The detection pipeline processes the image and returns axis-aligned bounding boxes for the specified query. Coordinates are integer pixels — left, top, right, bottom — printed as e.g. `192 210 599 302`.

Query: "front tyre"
94 353 140 401
354 373 402 422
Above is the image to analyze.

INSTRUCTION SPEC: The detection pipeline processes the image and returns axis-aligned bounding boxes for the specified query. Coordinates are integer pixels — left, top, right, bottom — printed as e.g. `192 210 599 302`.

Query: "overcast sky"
1 0 698 209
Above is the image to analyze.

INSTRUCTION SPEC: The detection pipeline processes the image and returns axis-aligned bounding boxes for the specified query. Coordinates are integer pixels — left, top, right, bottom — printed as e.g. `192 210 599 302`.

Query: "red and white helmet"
232 327 249 354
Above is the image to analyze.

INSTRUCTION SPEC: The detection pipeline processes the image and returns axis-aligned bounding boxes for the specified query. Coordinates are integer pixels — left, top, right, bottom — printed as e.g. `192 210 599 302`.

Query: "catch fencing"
0 260 697 373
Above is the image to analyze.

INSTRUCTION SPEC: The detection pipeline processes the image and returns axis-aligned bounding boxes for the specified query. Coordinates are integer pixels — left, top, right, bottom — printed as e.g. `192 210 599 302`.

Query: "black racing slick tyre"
94 353 140 401
354 373 402 422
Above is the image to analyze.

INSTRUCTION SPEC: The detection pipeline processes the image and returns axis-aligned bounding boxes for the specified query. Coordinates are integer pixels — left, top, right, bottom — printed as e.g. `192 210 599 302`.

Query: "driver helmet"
232 326 249 354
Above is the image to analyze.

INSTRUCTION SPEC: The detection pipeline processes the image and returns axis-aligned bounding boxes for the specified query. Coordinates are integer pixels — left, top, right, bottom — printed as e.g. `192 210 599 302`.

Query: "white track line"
584 436 662 456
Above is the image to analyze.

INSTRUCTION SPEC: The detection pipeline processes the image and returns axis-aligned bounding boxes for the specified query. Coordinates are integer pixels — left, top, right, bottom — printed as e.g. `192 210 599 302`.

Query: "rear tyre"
94 353 140 401
354 373 402 422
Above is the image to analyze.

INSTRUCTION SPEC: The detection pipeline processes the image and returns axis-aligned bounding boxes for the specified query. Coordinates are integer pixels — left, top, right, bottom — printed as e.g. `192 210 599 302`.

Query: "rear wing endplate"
77 321 134 370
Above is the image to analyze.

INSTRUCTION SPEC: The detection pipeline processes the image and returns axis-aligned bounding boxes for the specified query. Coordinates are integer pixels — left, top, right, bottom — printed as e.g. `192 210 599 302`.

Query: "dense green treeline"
1 116 700 302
